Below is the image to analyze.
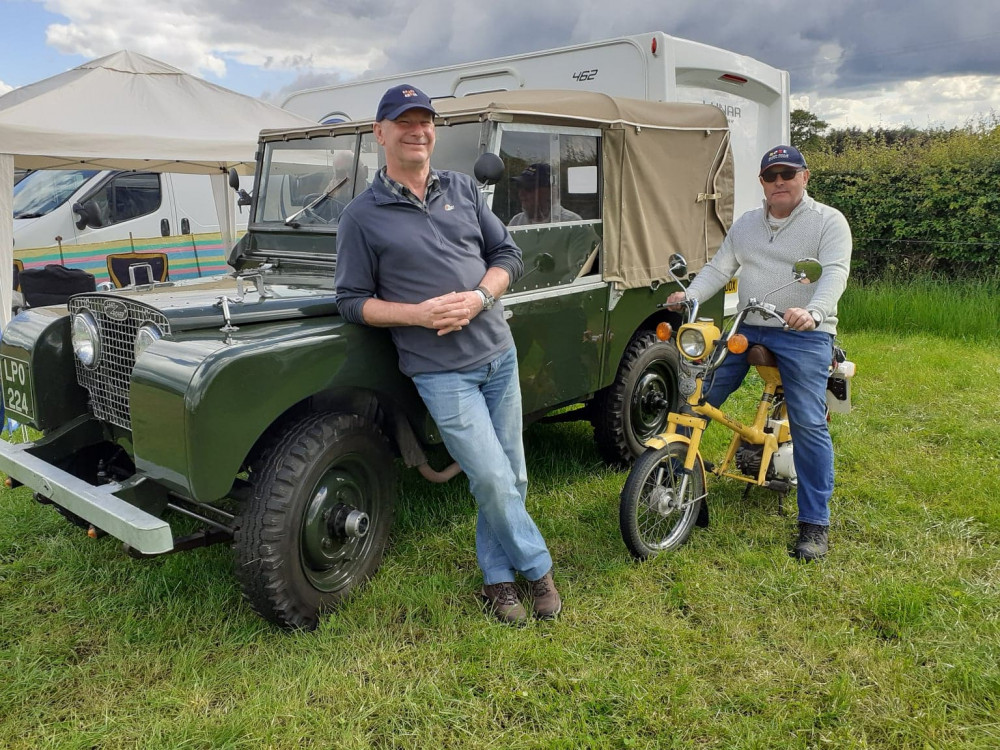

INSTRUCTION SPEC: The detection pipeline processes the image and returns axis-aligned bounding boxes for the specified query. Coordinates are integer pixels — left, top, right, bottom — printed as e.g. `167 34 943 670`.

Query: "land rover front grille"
68 296 171 431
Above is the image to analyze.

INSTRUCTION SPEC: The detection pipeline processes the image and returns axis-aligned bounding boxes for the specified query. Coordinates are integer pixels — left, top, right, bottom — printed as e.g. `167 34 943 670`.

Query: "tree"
791 109 828 151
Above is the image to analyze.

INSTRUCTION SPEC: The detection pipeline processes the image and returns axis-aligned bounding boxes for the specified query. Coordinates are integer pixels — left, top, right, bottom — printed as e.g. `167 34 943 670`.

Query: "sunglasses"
761 167 804 183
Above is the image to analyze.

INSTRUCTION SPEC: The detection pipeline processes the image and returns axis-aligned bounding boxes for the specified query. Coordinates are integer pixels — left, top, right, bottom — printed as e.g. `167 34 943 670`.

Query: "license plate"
1 355 34 421
724 278 738 294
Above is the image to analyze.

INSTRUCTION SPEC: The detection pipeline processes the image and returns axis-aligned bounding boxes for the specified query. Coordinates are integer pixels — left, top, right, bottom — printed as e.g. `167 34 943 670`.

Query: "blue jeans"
704 325 834 526
412 347 553 584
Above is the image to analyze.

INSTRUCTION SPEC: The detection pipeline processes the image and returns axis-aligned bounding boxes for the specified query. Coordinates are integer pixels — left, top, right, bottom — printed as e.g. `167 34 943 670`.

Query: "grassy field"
2 314 999 747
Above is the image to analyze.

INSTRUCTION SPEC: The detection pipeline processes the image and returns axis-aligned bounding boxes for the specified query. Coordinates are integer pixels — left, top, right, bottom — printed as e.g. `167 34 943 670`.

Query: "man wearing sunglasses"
666 144 852 562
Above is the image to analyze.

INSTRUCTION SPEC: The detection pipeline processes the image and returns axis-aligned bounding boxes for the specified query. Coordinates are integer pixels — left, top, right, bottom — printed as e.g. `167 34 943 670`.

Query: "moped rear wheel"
619 443 704 559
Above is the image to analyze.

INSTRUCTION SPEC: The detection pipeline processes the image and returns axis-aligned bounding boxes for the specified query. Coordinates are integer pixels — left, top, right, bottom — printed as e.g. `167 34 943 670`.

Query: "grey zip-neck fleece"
684 191 852 334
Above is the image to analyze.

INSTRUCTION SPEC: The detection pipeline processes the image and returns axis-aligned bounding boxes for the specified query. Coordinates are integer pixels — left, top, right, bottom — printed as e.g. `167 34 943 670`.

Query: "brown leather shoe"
480 581 528 625
529 569 562 619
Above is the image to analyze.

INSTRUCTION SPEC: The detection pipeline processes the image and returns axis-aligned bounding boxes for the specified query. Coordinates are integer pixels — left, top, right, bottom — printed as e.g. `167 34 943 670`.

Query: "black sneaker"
793 522 829 561
480 582 528 625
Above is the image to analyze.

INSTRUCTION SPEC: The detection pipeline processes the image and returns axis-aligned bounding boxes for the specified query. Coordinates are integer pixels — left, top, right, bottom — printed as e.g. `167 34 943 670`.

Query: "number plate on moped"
1 355 34 421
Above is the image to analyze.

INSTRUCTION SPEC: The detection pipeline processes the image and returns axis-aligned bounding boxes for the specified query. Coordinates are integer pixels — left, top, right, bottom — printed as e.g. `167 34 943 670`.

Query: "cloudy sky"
2 0 999 131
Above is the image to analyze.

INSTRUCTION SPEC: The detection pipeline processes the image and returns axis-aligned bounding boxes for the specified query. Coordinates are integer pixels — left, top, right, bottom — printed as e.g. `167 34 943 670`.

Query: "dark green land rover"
0 91 732 629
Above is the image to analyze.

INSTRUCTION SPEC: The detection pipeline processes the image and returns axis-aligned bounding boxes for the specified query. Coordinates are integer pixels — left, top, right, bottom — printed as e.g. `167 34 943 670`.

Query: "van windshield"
12 169 99 219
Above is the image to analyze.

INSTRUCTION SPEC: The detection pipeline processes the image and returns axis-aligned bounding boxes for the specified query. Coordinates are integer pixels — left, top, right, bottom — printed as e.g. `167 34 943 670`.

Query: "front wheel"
233 412 396 630
619 442 704 560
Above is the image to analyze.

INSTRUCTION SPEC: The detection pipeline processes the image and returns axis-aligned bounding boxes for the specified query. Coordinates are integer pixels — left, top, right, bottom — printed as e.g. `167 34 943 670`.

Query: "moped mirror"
473 153 505 185
793 258 822 283
668 253 688 279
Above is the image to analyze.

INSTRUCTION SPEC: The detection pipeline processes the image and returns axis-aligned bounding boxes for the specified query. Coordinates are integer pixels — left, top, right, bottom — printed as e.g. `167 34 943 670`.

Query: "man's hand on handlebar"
784 307 817 331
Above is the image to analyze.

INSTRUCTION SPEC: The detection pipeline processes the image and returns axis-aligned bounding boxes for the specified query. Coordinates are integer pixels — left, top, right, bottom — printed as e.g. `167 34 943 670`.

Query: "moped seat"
746 345 778 368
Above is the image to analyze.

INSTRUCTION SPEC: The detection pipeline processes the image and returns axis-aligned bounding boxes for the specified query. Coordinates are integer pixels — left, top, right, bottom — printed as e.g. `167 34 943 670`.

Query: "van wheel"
233 412 395 631
593 331 680 467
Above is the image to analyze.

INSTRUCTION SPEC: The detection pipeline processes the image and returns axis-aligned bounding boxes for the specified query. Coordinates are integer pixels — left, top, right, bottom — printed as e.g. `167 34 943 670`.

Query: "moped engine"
734 441 797 482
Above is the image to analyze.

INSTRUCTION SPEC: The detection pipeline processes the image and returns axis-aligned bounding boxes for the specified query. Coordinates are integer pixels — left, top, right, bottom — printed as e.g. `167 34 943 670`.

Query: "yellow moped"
619 255 854 559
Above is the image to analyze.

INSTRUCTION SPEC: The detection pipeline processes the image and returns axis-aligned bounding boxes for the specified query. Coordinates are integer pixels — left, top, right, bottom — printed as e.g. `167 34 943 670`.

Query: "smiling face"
373 108 436 176
760 166 809 219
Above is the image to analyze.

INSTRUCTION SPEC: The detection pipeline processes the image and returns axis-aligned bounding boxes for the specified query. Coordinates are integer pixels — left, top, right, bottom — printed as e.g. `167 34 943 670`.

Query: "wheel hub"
645 485 676 516
301 468 371 571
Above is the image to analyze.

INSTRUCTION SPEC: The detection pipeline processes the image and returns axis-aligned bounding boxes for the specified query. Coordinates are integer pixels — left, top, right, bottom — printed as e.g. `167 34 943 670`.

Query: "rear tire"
593 332 680 466
620 442 704 559
233 412 395 630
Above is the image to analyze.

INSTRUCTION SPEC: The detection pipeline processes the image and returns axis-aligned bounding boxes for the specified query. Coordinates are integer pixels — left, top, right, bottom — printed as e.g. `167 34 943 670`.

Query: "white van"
12 169 251 284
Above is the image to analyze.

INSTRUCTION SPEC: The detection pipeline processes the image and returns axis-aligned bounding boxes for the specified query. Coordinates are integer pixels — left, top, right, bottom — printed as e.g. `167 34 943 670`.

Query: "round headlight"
134 324 163 359
71 311 101 368
678 328 707 359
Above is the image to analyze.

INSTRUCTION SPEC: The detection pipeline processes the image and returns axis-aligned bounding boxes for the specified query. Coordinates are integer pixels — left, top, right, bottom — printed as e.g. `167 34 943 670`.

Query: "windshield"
254 134 373 232
252 123 486 237
12 169 99 219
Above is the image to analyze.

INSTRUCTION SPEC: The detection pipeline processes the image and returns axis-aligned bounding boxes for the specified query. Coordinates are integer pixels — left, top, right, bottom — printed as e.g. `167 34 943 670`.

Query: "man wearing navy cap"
509 163 581 226
336 84 561 624
667 144 853 561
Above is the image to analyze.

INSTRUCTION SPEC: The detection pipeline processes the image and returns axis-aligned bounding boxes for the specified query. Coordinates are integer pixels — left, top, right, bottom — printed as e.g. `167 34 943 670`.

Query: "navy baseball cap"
376 84 437 121
760 145 807 174
512 163 551 187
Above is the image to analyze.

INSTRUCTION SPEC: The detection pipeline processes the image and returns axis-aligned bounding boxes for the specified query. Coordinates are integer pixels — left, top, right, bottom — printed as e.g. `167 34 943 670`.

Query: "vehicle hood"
85 272 339 332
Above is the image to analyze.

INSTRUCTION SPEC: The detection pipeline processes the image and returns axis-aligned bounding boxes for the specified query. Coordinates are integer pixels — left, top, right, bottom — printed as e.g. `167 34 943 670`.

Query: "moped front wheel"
619 443 704 559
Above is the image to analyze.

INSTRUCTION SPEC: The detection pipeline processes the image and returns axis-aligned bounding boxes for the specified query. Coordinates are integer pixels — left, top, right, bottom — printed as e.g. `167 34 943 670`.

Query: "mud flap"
696 498 710 527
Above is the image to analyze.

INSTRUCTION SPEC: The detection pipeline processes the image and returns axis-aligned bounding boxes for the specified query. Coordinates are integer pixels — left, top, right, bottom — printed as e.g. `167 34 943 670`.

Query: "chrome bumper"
0 438 173 555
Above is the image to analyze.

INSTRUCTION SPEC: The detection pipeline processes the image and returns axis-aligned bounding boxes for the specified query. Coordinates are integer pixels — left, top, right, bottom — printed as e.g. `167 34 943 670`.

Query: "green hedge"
803 126 1000 281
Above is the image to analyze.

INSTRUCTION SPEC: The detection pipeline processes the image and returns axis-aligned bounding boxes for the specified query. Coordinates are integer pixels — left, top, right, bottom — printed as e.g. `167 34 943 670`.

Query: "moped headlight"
71 311 101 368
134 324 163 359
678 327 707 359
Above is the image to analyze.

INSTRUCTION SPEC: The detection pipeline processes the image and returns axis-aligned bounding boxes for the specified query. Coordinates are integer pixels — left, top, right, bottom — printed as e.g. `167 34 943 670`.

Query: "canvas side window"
493 130 600 227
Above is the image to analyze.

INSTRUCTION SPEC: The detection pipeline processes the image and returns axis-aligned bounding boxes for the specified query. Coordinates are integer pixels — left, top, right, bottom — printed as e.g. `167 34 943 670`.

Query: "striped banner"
13 232 245 284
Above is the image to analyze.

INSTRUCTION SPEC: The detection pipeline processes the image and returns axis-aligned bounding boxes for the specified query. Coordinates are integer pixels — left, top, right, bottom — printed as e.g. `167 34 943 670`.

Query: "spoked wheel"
234 412 395 630
619 442 704 559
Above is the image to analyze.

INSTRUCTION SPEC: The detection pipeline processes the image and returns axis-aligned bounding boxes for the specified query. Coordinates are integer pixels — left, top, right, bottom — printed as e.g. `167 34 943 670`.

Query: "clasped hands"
417 290 484 336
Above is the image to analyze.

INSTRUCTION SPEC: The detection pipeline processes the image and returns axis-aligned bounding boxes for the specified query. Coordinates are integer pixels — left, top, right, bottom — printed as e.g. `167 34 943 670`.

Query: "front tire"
620 442 704 560
234 412 396 630
593 332 680 466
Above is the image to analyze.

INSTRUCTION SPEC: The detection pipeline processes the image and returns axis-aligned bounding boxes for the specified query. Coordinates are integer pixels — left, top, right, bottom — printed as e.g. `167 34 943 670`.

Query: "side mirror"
667 253 688 279
793 258 823 283
473 153 505 185
228 167 241 190
72 201 102 230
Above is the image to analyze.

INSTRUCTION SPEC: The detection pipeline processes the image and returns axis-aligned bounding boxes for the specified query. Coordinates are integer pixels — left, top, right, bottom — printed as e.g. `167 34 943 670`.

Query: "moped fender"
642 433 709 528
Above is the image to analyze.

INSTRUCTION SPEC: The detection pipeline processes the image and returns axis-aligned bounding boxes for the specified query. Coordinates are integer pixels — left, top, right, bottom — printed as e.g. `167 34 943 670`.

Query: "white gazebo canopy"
0 50 315 326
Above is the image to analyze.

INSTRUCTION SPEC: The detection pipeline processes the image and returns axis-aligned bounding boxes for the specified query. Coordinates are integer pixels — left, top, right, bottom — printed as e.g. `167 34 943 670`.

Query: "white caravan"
12 169 251 284
282 31 789 221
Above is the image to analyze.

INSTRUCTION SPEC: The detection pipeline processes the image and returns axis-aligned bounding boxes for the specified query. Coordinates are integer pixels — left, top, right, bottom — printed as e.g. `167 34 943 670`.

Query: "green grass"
2 297 999 747
839 275 1000 341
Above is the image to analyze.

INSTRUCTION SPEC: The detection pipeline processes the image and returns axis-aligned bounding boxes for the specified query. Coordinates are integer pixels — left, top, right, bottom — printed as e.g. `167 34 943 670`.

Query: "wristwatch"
475 286 495 311
809 309 823 327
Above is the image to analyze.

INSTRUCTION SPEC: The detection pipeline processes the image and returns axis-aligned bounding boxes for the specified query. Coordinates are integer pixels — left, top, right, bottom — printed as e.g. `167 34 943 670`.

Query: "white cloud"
803 74 1000 130
0 79 13 95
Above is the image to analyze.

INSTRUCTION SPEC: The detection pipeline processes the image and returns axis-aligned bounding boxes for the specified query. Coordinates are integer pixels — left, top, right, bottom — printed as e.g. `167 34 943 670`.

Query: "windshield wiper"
14 212 45 219
284 176 349 227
